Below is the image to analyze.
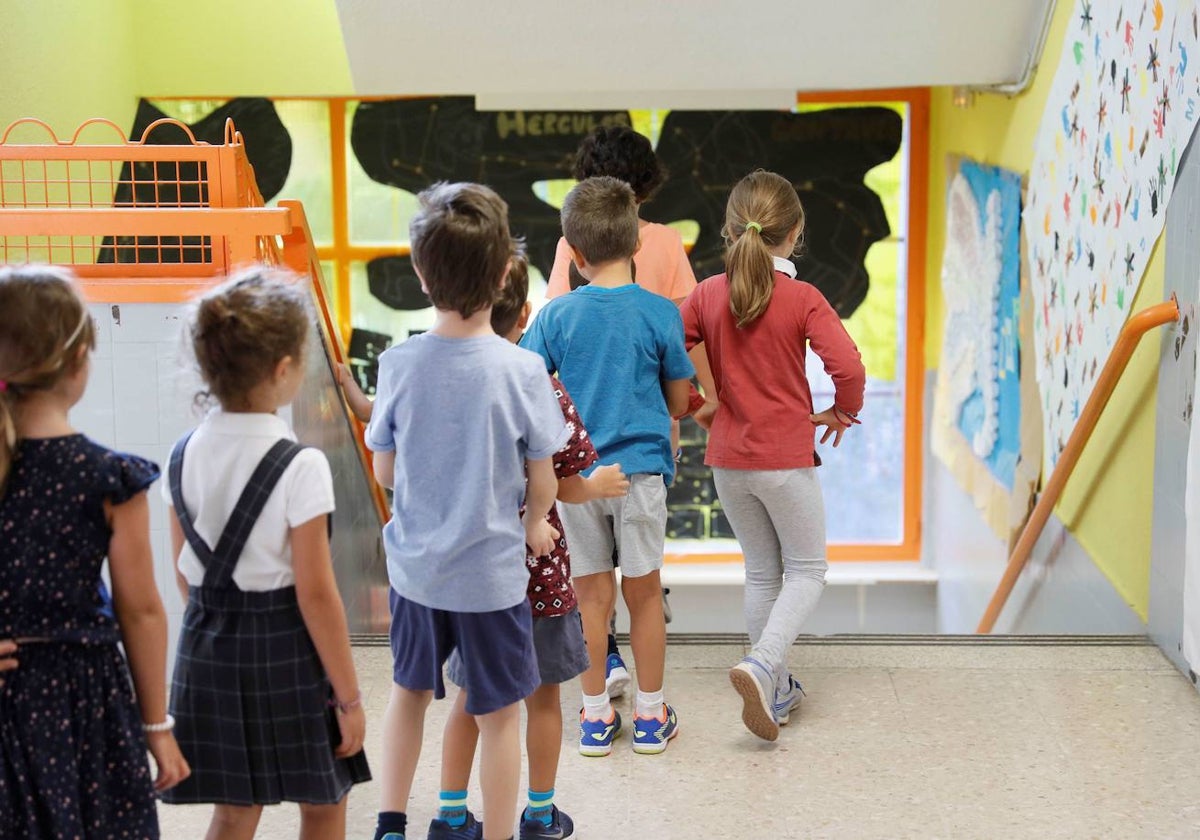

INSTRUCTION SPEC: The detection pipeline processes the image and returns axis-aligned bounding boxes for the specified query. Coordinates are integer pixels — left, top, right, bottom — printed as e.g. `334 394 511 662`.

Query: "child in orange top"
545 125 696 303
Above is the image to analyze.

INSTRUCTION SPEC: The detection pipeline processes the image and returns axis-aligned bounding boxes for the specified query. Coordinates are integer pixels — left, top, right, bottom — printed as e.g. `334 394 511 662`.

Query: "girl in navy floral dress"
0 266 190 839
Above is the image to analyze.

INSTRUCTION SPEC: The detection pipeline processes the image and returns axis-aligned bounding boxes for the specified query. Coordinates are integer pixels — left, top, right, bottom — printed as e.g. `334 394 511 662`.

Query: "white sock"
635 688 664 718
582 691 612 721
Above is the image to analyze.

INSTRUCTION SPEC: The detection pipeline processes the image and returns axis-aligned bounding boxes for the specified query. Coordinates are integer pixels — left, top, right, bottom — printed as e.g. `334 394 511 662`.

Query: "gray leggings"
713 468 828 687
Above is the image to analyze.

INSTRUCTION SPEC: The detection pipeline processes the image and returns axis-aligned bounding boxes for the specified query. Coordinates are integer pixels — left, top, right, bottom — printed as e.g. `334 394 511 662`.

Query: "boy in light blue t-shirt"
366 182 570 840
521 176 694 758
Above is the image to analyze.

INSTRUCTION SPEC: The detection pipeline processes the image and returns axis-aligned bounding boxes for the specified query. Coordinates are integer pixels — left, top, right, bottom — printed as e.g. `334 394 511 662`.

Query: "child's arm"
107 493 191 791
804 286 867 446
556 463 629 503
373 450 395 489
523 456 560 556
292 514 366 758
336 364 373 423
805 288 866 417
663 378 693 418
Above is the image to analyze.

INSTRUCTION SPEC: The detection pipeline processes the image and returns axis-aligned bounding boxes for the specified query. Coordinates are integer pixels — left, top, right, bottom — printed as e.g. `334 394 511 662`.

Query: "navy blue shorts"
388 589 539 715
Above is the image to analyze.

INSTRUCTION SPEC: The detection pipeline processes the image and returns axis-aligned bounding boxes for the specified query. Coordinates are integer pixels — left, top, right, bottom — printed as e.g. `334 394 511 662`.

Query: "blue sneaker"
519 805 575 839
427 810 482 839
604 651 631 699
632 703 679 754
774 674 806 726
730 656 780 741
579 707 622 757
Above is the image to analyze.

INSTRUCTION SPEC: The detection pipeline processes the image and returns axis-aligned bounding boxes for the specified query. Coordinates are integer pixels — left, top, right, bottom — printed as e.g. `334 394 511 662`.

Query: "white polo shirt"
163 410 336 591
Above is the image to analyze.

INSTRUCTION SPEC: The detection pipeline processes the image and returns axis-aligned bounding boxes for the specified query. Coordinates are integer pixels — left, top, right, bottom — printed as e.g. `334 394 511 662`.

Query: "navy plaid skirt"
163 586 370 805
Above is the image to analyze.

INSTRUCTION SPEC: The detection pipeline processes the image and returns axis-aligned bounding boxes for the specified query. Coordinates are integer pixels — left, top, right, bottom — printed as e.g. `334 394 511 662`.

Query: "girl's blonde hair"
0 266 96 490
190 268 310 409
722 171 805 328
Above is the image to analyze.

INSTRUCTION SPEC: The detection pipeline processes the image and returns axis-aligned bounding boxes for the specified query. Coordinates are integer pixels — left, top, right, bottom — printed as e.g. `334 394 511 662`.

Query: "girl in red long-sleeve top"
680 170 866 743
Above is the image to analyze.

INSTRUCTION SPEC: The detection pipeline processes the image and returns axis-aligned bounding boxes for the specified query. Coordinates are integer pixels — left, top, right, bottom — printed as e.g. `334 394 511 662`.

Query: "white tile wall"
71 301 198 669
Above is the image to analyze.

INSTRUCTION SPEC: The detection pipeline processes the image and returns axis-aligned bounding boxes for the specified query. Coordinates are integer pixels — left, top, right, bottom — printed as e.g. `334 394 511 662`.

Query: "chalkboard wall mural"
127 95 909 544
102 98 292 264
645 107 902 317
348 98 901 318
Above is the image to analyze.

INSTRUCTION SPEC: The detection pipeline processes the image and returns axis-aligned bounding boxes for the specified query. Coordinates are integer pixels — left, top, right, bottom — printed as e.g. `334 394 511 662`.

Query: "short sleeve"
544 237 573 299
658 305 696 382
365 350 398 452
284 448 336 528
521 365 573 461
519 308 558 374
550 382 598 480
100 451 160 505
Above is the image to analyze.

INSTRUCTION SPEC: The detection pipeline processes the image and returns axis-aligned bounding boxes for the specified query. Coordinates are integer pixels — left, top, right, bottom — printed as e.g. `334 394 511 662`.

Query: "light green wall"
129 0 353 96
0 0 138 139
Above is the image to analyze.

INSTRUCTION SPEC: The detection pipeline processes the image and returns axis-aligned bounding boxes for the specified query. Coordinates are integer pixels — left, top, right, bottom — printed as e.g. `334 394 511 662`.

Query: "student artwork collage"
0 123 864 840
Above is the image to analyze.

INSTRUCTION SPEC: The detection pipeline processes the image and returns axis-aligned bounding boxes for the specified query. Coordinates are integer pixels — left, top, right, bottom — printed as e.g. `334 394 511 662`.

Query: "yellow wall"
926 0 1162 618
130 0 354 96
0 0 139 139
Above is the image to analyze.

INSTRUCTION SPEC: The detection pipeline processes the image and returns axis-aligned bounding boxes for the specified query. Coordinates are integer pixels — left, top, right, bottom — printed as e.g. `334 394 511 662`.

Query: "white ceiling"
335 0 1056 109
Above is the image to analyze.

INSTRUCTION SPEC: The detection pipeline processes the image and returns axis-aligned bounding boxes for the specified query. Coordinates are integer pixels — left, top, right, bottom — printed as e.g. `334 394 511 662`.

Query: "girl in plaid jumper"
163 269 369 839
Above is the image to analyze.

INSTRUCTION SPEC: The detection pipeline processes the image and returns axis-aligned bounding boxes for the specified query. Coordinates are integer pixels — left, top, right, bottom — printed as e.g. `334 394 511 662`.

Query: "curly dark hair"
572 125 666 204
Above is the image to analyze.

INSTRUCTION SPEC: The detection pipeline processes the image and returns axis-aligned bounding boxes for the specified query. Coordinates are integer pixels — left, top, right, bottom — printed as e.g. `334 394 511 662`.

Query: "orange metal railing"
0 117 389 525
976 295 1181 633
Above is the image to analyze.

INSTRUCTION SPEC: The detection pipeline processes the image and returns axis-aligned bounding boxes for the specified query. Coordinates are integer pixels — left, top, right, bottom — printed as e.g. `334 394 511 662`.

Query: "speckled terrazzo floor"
157 641 1200 839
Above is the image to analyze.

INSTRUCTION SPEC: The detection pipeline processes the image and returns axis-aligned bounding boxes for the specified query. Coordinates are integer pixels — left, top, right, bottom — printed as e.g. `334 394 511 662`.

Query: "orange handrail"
976 296 1181 633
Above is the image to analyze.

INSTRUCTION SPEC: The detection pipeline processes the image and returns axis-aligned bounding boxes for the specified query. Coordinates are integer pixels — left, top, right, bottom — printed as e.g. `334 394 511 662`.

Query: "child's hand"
523 514 560 557
694 399 719 430
810 406 852 448
336 364 373 423
0 640 17 688
146 731 191 791
589 464 630 498
334 704 367 758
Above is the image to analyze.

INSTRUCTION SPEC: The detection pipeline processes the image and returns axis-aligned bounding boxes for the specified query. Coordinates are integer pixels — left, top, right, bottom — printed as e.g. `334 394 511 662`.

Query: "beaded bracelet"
144 714 175 733
330 694 363 714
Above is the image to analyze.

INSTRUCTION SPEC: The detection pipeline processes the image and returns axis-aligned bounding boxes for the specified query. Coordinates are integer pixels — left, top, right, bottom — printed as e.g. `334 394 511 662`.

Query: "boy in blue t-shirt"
522 176 695 757
366 182 570 840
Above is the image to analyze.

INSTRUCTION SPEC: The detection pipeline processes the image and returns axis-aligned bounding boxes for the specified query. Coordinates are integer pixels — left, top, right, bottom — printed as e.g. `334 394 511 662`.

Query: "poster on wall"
1025 0 1200 473
932 158 1029 537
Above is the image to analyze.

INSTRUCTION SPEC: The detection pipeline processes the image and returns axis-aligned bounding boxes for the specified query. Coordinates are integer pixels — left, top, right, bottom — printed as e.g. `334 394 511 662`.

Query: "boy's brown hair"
561 176 639 266
410 182 516 318
191 268 310 409
490 252 530 338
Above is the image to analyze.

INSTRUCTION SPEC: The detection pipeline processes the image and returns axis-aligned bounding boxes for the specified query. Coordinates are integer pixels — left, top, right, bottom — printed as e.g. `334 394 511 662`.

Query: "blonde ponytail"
722 171 805 328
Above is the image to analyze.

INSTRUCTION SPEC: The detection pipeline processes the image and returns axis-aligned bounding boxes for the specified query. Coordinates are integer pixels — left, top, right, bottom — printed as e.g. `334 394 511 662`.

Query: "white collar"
772 256 797 278
205 409 293 438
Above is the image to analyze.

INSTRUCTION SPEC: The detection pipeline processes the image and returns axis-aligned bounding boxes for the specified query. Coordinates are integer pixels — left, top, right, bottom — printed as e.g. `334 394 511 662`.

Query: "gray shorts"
559 473 667 579
446 607 589 688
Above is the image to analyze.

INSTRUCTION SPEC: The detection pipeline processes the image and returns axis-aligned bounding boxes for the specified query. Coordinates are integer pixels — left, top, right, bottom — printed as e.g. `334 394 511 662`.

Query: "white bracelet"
144 714 175 733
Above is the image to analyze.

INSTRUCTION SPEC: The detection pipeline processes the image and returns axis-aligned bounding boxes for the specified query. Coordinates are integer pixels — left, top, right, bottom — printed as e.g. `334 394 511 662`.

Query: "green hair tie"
744 221 763 233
